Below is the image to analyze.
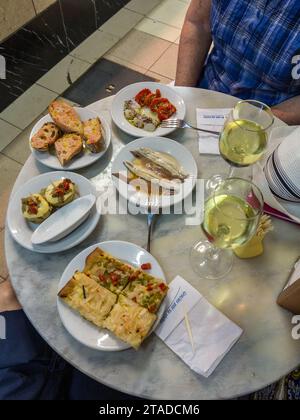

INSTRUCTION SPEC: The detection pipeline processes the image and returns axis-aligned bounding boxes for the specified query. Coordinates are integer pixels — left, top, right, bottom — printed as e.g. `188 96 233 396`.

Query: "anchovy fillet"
131 148 188 180
123 161 180 191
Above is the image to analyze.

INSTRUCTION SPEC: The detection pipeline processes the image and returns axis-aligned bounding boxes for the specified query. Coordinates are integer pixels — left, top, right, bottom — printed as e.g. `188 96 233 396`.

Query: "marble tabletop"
5 88 300 400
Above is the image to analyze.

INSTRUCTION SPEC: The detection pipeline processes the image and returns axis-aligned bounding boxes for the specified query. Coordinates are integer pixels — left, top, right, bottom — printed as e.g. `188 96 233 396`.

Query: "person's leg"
68 369 139 400
0 280 71 400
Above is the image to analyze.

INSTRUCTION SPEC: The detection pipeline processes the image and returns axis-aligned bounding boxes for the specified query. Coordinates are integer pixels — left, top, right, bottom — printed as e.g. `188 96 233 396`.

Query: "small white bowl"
31 194 96 245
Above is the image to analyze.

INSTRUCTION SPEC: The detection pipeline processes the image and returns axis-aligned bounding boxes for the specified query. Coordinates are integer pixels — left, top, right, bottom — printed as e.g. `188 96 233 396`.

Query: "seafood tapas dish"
111 82 186 137
122 147 189 194
124 88 177 132
111 136 198 210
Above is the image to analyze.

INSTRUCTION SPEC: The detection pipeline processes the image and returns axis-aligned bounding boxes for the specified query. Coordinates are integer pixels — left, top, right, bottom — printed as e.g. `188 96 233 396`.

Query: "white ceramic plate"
30 107 111 171
7 172 101 253
111 136 198 210
253 126 300 223
31 194 96 245
111 82 186 137
57 241 167 351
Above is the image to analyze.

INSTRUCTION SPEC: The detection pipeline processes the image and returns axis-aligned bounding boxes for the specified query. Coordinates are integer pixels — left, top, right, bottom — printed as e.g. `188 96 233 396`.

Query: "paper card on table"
155 275 203 341
197 108 231 155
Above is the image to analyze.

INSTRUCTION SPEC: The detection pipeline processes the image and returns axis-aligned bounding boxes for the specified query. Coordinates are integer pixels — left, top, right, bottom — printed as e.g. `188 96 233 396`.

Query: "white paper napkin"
196 108 231 155
155 276 243 378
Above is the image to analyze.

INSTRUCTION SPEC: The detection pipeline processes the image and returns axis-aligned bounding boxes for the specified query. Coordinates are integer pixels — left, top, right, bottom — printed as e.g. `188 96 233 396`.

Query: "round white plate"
7 171 101 253
111 136 198 210
30 107 111 171
111 82 186 137
57 241 167 351
278 199 300 219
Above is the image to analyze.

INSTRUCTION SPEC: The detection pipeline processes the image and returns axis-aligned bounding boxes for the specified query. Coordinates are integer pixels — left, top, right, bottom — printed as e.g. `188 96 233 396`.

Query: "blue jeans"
0 310 135 400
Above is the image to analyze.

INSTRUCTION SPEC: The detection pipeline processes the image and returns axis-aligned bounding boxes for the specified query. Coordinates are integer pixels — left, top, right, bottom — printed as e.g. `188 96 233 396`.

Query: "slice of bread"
55 134 83 166
31 122 61 152
83 118 104 153
49 100 83 135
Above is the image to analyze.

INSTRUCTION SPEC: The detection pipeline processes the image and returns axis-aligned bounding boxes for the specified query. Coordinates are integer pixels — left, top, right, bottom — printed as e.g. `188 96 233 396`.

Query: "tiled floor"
0 0 189 282
63 59 155 106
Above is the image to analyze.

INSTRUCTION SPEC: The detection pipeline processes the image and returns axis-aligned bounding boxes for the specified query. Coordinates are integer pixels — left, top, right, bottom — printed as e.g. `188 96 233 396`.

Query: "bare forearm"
272 95 300 125
175 0 212 87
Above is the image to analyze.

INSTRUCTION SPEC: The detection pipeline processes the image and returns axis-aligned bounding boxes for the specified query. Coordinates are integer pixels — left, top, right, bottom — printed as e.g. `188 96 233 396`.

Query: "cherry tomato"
135 88 152 106
150 97 170 113
144 93 156 107
157 103 177 121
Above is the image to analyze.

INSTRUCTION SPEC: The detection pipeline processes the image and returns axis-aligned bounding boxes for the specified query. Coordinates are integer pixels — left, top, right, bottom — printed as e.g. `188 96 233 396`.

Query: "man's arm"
175 0 212 87
272 95 300 125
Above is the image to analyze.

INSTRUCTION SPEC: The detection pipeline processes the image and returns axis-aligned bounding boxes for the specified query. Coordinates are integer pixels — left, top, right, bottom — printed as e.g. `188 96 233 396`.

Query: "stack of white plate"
264 134 300 203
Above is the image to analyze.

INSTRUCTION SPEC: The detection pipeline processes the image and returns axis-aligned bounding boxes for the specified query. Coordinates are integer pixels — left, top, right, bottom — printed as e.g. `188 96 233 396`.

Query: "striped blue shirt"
200 0 300 106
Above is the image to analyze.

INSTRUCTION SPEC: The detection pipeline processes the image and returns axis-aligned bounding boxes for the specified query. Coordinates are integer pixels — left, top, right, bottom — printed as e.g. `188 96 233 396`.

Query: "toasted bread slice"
83 247 136 294
49 100 83 135
31 122 61 152
58 272 117 328
103 295 157 350
54 134 83 166
83 118 104 153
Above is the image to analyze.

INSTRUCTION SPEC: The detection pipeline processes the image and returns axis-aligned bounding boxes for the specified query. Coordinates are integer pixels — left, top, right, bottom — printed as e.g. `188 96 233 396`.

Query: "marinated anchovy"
123 161 180 191
131 148 188 180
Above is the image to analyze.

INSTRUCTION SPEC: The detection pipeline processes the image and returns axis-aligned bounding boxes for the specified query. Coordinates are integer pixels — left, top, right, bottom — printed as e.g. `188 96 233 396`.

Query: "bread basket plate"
57 241 167 351
7 171 101 253
29 107 111 171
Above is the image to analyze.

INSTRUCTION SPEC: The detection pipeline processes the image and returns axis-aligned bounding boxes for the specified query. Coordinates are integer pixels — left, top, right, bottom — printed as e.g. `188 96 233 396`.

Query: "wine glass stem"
228 165 235 178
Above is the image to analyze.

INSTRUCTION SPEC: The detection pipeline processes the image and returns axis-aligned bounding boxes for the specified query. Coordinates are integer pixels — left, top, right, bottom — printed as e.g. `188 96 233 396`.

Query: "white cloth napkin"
196 108 231 155
155 276 243 378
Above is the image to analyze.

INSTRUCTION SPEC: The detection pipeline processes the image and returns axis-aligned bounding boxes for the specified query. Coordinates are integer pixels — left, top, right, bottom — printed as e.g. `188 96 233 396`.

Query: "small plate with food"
30 100 111 170
7 172 101 253
57 241 168 351
111 82 186 137
111 136 197 210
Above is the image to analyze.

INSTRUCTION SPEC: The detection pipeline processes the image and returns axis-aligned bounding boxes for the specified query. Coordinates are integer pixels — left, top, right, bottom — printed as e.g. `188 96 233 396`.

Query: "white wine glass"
190 178 264 280
219 100 274 177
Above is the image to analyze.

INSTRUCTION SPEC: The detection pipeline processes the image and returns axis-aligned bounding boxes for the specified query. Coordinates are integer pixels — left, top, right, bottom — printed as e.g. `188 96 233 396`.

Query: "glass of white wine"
190 178 264 280
219 100 274 176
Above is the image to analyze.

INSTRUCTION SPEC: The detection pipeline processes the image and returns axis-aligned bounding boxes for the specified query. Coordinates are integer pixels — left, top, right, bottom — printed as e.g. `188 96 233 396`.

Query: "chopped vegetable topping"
141 263 152 270
82 285 87 299
52 178 72 198
159 283 167 292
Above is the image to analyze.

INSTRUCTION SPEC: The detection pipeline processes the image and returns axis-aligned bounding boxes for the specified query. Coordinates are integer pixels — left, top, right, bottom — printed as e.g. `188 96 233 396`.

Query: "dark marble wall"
0 0 131 112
